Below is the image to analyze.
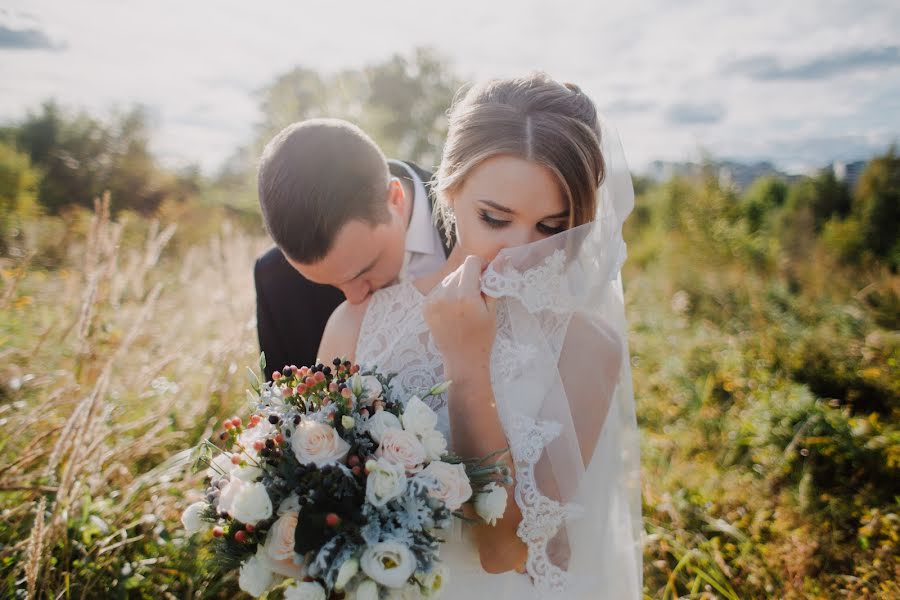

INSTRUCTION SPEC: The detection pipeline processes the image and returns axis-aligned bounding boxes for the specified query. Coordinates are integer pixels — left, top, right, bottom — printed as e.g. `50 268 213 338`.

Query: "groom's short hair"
257 119 391 264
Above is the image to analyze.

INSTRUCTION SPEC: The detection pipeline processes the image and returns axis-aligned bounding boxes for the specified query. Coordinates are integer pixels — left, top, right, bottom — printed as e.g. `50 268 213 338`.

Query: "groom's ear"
386 177 405 215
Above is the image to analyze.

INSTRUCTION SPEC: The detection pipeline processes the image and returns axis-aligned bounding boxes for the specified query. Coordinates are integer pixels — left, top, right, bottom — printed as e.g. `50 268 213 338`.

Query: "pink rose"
266 511 298 561
291 420 350 467
376 428 426 473
419 461 472 510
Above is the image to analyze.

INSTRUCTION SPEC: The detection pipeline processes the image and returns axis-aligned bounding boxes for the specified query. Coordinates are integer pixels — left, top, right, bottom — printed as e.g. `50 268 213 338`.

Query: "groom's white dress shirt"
389 160 447 280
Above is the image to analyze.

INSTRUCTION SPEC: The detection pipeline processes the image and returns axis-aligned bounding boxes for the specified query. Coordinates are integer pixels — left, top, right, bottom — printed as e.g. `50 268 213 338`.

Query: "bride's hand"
423 255 496 376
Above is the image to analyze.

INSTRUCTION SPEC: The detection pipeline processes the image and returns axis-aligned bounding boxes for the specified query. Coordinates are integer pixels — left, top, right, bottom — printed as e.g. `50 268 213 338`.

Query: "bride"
318 72 642 599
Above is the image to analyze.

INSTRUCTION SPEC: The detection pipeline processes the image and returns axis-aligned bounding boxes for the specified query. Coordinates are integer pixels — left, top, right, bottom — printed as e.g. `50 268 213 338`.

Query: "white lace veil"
480 118 642 598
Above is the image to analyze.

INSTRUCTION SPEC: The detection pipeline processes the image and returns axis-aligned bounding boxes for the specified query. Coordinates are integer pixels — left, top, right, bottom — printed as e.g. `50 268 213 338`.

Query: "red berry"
274 433 285 445
348 455 360 467
299 366 309 376
223 421 234 431
351 465 362 476
212 526 224 538
325 513 340 527
253 440 265 451
341 388 352 398
305 376 316 386
230 454 241 465
273 371 282 380
297 384 307 394
231 416 242 428
290 365 299 373
235 530 247 543
314 371 326 382
245 523 255 533
282 386 293 397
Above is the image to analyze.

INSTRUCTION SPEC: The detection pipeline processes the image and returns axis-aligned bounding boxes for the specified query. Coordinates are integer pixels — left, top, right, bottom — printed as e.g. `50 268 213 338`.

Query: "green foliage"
853 146 900 267
0 140 40 253
12 101 201 215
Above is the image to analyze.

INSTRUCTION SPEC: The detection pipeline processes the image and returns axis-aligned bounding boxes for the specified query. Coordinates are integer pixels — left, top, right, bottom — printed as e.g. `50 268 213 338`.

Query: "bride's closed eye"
478 209 567 236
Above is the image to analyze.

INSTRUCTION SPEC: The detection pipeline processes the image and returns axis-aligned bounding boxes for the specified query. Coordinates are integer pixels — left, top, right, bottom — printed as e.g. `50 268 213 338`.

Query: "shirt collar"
389 160 442 256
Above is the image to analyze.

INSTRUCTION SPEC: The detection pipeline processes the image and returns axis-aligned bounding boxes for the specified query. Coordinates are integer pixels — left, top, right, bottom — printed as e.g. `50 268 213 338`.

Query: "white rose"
265 511 298 561
335 557 359 591
360 541 416 588
239 552 274 597
474 483 508 526
220 477 273 525
206 452 235 480
364 410 402 443
342 415 356 430
401 396 437 437
365 458 407 507
418 462 472 511
284 581 326 600
420 429 447 462
291 419 351 467
180 501 208 535
232 465 263 482
376 429 426 472
420 565 448 597
355 579 379 600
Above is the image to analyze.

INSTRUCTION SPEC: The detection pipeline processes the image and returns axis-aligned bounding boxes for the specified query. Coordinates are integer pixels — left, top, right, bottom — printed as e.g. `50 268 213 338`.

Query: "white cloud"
1 0 898 173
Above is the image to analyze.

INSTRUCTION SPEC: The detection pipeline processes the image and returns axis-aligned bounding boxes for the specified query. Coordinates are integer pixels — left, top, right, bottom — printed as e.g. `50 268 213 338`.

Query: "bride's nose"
499 226 543 251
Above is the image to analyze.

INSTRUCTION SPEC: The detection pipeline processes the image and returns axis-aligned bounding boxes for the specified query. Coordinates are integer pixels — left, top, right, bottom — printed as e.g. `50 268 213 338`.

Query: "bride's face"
449 155 568 264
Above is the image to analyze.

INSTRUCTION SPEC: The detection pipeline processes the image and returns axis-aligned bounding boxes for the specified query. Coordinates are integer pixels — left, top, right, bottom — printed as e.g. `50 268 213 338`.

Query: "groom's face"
287 180 408 304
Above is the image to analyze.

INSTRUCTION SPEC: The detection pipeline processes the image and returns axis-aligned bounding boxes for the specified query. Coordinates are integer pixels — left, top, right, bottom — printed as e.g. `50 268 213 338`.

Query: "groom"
254 119 452 380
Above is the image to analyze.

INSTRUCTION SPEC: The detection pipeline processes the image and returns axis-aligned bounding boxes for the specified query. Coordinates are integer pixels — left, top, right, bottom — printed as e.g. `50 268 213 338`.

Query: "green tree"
0 141 40 253
853 147 900 267
742 176 788 233
14 102 168 213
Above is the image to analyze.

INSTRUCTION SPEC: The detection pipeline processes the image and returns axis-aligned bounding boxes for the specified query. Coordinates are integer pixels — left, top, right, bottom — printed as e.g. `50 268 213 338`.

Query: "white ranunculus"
180 501 208 535
359 375 383 403
401 396 437 437
418 462 472 511
284 581 326 600
265 511 298 561
365 458 407 507
355 579 379 600
206 452 236 480
420 429 447 462
291 419 351 467
239 552 274 597
220 477 273 525
376 429 426 473
342 415 356 430
360 541 416 588
474 483 508 526
364 410 402 443
420 565 448 597
334 557 359 591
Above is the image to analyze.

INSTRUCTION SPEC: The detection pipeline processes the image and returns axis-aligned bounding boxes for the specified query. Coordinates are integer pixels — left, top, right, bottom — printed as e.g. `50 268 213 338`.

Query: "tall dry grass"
1 198 266 598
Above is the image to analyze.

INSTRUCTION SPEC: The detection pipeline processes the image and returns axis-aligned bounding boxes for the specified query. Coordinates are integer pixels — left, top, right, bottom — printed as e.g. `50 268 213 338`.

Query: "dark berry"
261 448 271 458
282 367 293 378
332 358 341 366
323 366 332 376
268 414 279 425
265 439 275 449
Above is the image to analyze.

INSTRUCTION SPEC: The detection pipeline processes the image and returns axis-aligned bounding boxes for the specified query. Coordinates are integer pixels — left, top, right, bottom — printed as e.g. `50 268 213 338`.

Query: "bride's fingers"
459 255 483 295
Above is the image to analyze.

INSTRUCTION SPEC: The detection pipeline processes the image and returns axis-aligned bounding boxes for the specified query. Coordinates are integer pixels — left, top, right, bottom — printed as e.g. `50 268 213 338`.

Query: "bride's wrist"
444 361 491 389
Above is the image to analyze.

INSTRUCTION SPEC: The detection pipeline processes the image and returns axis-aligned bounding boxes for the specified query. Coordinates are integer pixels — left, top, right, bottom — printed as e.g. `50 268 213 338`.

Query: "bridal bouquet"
182 355 510 599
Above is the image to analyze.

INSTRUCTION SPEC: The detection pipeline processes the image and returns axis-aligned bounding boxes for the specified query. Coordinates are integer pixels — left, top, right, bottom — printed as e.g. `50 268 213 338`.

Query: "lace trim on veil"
508 414 585 594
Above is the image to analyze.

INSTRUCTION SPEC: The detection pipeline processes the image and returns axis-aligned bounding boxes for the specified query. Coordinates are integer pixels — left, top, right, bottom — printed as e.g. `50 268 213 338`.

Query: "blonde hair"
435 72 605 237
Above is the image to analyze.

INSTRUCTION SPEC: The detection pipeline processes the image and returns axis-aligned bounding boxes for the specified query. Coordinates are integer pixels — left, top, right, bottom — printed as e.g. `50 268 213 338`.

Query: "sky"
1 0 899 175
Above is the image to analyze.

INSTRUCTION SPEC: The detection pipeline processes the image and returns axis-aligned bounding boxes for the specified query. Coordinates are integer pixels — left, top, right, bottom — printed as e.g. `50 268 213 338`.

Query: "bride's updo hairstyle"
435 72 605 237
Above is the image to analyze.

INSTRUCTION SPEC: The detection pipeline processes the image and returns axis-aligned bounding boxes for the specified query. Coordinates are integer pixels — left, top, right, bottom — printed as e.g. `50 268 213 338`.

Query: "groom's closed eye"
342 252 381 285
